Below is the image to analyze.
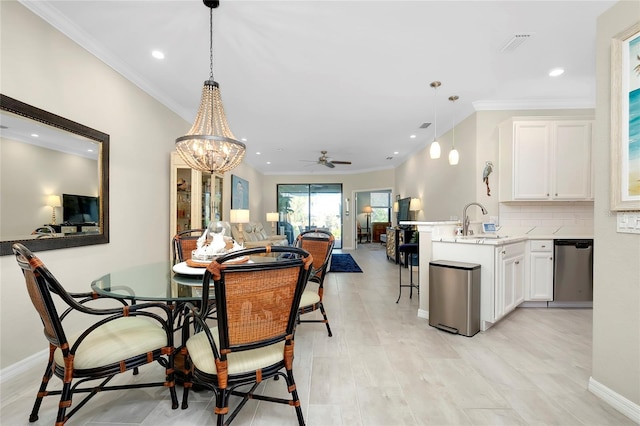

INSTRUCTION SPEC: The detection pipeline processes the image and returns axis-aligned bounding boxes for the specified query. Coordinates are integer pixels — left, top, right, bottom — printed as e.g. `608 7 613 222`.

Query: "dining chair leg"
318 303 333 337
29 345 55 422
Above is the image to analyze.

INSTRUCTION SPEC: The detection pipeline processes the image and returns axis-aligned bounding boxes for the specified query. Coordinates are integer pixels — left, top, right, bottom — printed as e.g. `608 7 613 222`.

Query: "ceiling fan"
313 150 352 168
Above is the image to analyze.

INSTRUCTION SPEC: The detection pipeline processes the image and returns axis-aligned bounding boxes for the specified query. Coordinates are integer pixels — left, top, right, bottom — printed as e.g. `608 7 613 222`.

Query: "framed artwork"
231 175 249 209
611 22 640 211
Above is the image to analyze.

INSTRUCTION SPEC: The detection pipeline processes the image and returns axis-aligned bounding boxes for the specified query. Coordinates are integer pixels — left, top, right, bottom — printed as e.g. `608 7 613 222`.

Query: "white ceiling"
20 0 615 175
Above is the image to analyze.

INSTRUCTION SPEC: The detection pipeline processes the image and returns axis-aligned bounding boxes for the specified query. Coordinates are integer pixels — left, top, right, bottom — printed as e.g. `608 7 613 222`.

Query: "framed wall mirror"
0 94 109 255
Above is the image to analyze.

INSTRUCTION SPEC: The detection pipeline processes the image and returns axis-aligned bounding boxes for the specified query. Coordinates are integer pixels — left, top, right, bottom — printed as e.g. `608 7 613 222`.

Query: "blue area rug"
329 253 363 273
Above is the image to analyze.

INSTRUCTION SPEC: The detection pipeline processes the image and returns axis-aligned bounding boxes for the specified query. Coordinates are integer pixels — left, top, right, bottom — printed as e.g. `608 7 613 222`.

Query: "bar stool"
397 243 419 303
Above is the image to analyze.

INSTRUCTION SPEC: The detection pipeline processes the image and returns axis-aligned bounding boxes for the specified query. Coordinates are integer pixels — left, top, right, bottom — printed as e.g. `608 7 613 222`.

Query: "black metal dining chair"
180 245 313 425
294 229 335 336
12 243 178 425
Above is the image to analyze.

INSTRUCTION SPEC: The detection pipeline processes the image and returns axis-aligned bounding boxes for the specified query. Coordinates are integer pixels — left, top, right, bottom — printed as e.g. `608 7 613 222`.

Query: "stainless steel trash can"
429 260 481 337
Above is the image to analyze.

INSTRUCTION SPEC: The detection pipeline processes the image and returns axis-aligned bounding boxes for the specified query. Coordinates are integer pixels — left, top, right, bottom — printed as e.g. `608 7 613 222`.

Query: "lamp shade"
429 141 441 159
409 198 421 211
266 212 279 222
230 209 250 224
363 206 373 214
47 195 61 207
449 148 459 165
393 201 399 213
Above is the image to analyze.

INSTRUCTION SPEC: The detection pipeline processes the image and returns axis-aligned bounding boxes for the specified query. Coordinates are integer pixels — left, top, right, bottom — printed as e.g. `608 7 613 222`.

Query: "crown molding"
18 0 191 122
473 99 595 111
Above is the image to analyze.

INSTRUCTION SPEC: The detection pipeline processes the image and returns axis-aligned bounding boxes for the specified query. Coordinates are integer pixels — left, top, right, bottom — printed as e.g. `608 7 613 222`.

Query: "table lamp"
230 209 250 233
48 195 61 225
409 198 421 220
266 212 279 235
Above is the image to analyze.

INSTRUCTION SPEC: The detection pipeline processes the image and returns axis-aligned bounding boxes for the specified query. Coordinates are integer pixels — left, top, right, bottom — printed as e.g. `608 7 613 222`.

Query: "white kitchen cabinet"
527 240 554 301
499 117 593 202
495 242 526 320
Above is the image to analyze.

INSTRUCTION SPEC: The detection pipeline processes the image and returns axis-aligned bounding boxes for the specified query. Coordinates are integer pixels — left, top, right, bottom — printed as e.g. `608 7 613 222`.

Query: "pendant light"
175 0 246 174
448 95 460 166
429 81 442 159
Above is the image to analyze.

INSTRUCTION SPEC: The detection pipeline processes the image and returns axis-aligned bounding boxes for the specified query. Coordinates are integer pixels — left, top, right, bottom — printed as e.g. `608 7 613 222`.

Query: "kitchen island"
402 221 593 331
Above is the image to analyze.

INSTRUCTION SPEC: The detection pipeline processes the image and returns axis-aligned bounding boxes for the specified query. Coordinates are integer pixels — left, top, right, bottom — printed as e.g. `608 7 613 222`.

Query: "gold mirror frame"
0 94 109 255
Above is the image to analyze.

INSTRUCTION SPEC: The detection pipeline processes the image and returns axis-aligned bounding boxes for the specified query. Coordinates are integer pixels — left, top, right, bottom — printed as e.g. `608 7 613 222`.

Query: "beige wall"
0 1 190 367
0 139 98 237
592 1 640 406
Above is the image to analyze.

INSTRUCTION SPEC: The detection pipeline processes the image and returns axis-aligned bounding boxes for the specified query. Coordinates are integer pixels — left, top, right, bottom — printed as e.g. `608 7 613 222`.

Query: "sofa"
230 222 289 248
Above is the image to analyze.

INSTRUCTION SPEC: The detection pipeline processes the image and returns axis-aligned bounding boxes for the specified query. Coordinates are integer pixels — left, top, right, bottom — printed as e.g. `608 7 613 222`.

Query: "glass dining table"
90 255 282 303
91 261 208 303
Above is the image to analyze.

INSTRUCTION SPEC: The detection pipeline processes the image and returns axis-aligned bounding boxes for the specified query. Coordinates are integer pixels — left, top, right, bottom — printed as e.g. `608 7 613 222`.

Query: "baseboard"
417 308 428 320
588 376 640 423
0 349 47 385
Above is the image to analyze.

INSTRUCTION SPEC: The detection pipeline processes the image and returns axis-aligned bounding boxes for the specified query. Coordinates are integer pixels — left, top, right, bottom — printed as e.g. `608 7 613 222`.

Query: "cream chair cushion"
186 326 285 375
299 288 321 308
53 317 167 370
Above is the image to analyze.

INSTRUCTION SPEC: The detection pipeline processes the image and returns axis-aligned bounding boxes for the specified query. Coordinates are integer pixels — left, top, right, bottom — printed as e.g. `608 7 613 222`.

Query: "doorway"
277 184 343 248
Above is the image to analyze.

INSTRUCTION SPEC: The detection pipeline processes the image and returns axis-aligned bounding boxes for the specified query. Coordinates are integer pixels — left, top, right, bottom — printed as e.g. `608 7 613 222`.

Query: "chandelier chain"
209 7 214 80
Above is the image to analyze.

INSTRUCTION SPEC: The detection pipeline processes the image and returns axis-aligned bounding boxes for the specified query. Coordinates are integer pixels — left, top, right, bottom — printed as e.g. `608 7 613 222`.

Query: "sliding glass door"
277 184 343 248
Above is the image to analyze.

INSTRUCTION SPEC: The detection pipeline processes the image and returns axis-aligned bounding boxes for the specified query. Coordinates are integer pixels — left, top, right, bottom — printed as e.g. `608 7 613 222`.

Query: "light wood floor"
1 243 633 425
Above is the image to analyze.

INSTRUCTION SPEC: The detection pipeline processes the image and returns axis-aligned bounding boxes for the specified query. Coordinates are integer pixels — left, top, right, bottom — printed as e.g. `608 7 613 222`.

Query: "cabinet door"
496 243 525 319
529 252 554 300
513 122 551 200
552 121 592 200
500 254 525 315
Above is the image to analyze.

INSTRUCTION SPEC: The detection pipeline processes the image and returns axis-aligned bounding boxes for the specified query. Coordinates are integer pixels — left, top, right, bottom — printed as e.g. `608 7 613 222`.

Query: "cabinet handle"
555 193 558 196
541 245 546 248
546 193 549 196
515 261 520 265
550 257 553 260
501 250 506 255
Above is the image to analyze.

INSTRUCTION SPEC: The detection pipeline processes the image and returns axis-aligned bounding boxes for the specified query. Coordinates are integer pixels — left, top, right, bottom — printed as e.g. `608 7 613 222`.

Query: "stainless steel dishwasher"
551 239 593 307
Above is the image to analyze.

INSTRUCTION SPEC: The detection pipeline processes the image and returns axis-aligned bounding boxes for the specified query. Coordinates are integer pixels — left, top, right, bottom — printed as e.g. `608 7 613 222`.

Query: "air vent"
419 122 431 129
500 33 533 52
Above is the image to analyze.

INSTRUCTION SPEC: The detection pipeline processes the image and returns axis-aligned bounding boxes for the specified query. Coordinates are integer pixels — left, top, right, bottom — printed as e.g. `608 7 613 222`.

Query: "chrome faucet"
462 202 488 236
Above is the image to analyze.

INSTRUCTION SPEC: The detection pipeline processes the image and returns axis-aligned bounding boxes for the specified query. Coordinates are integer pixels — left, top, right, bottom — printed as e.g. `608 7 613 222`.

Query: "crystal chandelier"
175 0 245 174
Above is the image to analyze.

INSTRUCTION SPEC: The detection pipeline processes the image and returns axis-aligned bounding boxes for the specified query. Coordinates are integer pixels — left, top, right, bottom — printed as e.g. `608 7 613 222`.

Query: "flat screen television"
63 194 99 224
397 197 411 225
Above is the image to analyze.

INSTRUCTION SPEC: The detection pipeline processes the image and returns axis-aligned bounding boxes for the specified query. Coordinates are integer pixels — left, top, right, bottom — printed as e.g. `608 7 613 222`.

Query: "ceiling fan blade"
324 161 335 168
331 160 351 165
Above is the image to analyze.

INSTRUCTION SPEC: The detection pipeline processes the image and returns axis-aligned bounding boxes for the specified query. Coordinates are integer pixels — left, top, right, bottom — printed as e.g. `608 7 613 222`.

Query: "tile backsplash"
499 202 594 229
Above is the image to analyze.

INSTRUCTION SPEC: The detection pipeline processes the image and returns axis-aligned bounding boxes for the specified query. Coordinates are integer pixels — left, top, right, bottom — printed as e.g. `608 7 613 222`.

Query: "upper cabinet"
170 152 223 236
499 117 594 202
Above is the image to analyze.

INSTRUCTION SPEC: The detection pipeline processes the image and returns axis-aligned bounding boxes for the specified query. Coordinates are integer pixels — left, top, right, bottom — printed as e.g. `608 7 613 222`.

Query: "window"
370 192 391 223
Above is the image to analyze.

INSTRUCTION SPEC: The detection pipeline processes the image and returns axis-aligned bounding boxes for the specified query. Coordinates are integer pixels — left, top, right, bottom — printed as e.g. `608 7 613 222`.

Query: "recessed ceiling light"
241 138 247 142
394 151 399 155
266 161 271 165
151 50 165 60
256 151 261 155
549 68 564 77
410 134 416 139
31 133 39 137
